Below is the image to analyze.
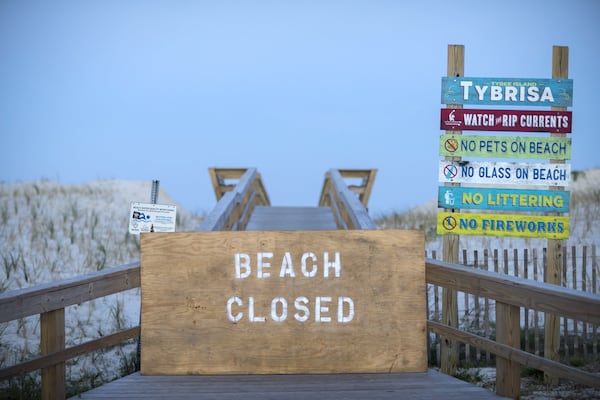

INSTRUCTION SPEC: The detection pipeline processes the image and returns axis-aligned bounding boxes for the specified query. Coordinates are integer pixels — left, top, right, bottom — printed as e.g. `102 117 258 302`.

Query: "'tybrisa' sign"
441 77 573 107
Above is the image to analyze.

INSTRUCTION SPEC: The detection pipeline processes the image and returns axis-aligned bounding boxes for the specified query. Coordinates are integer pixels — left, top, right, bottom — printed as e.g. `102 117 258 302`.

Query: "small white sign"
438 160 570 187
129 202 177 234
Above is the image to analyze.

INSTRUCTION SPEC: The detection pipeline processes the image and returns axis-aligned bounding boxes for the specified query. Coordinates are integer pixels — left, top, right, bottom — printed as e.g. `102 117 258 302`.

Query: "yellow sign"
437 212 569 239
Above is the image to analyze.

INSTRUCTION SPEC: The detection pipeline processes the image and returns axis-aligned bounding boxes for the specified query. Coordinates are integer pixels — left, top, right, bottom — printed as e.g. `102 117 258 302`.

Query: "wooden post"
544 45 568 385
41 309 65 400
440 44 463 376
496 302 521 398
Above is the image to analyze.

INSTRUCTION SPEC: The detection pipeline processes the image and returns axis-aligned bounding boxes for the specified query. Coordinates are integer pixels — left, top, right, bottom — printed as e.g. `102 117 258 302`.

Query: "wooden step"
246 206 337 231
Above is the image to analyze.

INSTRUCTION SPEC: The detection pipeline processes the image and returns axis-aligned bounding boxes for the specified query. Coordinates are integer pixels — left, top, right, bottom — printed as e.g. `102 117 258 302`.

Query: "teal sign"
438 186 570 213
442 77 573 107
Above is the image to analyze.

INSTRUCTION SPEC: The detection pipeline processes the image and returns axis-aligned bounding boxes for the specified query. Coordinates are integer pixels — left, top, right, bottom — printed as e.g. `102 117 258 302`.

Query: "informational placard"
141 230 426 375
438 160 570 187
441 77 573 107
439 134 571 159
440 108 572 133
128 202 177 234
438 186 570 213
437 212 569 239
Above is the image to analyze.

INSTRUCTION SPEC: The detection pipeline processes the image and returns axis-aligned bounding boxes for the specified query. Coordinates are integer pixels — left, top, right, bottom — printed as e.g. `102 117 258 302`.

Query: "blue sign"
438 187 570 213
442 77 573 107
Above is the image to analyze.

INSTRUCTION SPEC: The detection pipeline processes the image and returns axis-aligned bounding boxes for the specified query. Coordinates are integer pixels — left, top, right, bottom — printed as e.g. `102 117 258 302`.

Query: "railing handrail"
0 262 141 384
0 261 140 323
426 258 600 325
319 169 377 230
200 168 269 231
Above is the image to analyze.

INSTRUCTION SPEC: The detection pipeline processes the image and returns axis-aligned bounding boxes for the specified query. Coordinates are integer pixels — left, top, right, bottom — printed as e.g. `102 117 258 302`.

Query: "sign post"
437 45 572 396
545 45 569 385
440 44 463 377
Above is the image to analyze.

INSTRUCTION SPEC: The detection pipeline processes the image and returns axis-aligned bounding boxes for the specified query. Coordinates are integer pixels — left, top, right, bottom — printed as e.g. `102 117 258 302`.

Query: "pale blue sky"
1 1 598 215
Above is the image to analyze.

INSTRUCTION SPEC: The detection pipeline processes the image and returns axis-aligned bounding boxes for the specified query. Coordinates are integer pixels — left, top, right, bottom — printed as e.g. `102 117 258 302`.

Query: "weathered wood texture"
546 44 569 385
429 246 599 363
246 206 338 230
0 261 140 323
441 43 464 377
319 169 376 229
41 309 65 400
209 167 270 205
140 230 426 374
428 321 600 389
427 254 600 390
69 370 507 400
426 258 600 324
200 168 270 231
319 169 377 208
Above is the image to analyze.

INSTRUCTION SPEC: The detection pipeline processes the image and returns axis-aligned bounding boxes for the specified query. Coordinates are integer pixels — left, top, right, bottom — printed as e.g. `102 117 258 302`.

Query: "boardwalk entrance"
0 167 516 399
140 168 427 375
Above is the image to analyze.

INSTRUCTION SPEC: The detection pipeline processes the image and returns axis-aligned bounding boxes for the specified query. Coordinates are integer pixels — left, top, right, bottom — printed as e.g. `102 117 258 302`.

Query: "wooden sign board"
441 77 573 107
140 230 426 375
437 212 569 239
439 134 571 159
438 186 570 213
438 160 571 187
440 108 572 133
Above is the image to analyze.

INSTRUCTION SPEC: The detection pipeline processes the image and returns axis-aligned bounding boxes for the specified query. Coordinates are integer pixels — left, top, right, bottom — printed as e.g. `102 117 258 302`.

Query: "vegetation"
0 180 203 397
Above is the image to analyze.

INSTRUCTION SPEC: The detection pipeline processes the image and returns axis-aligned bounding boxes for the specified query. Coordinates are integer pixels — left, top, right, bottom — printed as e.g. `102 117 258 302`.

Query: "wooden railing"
2 257 599 399
426 258 600 398
201 167 270 231
0 262 140 399
319 169 377 230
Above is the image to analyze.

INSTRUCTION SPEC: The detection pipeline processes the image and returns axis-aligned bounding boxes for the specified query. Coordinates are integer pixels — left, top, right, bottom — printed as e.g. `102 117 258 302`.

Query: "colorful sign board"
440 109 572 133
129 202 177 234
441 77 573 107
438 187 570 213
438 160 571 187
141 230 427 374
439 134 571 160
437 212 569 239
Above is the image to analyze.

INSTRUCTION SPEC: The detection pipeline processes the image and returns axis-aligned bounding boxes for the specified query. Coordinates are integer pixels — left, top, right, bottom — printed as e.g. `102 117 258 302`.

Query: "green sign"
439 134 571 160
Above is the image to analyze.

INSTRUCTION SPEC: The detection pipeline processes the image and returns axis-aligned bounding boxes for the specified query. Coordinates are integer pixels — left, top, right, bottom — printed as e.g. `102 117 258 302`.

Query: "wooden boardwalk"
70 370 507 399
246 206 338 230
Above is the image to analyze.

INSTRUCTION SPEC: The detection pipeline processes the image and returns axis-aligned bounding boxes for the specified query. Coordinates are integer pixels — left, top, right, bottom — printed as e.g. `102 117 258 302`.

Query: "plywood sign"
140 230 425 375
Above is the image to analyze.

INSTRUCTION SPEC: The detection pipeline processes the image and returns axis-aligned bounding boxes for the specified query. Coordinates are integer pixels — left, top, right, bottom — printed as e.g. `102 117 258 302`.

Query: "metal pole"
137 179 160 370
151 180 160 204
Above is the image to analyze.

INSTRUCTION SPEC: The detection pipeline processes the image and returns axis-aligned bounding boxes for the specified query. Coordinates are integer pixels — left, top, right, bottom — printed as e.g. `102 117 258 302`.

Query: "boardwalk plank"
69 370 506 399
246 206 338 231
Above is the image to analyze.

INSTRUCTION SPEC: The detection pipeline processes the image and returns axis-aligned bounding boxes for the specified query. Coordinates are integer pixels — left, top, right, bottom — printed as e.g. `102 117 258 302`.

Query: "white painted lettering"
338 297 355 323
323 251 341 278
248 297 265 322
279 252 296 277
257 252 272 278
271 297 288 322
474 85 488 101
226 296 243 322
540 86 554 102
460 80 473 100
294 296 310 322
235 253 251 279
315 296 332 322
301 252 318 277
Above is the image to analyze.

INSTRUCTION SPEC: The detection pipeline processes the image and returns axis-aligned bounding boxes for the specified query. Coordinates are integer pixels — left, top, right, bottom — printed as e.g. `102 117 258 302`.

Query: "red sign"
440 109 572 133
